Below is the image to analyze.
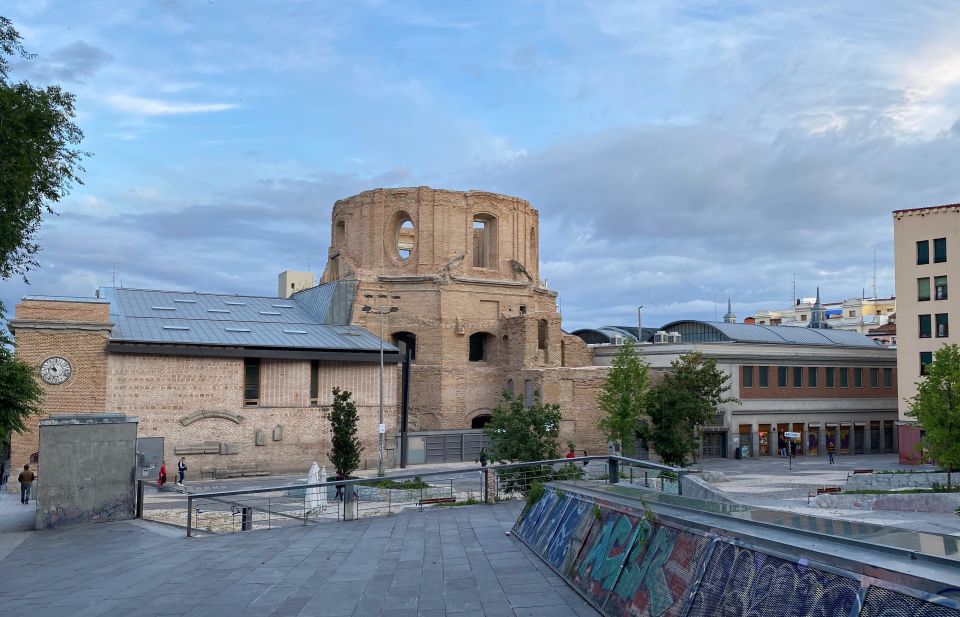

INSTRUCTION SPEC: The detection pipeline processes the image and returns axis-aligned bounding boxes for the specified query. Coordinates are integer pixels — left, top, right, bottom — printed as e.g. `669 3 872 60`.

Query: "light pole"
637 305 643 343
362 294 399 477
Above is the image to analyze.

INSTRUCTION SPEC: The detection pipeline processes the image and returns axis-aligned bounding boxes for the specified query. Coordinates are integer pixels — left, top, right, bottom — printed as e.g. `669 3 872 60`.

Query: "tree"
646 352 737 467
908 344 960 488
484 390 562 463
328 387 363 477
597 339 649 456
1 16 87 280
0 345 43 442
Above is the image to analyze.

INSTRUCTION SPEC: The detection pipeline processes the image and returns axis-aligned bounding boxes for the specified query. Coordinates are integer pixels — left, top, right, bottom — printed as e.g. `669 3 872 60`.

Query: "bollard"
483 467 497 504
241 506 253 531
343 485 355 521
186 496 193 537
608 458 619 485
136 480 144 519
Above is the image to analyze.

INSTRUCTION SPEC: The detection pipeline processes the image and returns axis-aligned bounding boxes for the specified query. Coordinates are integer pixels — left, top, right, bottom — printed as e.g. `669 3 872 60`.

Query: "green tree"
484 390 562 463
1 16 87 280
328 387 363 477
646 352 737 467
0 345 43 442
908 344 960 488
597 339 649 455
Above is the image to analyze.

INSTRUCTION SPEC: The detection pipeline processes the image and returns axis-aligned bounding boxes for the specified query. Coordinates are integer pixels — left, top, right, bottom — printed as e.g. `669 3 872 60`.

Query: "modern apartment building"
892 204 960 463
746 296 895 333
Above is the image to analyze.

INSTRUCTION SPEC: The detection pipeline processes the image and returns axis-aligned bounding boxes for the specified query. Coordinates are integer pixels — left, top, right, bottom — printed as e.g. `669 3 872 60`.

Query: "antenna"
873 245 878 300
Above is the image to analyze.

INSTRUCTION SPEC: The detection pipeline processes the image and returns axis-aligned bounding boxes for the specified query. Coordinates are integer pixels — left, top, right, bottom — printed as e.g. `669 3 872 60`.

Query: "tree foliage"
1 16 87 280
0 345 43 441
329 387 363 477
484 390 562 463
596 339 649 455
646 352 737 467
909 344 960 487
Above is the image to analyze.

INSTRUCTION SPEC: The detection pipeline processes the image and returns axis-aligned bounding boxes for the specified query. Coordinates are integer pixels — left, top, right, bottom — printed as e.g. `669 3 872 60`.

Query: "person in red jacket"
157 461 167 487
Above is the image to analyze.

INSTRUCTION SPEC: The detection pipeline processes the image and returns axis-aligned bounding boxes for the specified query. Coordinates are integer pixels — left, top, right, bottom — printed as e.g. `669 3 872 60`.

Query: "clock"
39 356 72 385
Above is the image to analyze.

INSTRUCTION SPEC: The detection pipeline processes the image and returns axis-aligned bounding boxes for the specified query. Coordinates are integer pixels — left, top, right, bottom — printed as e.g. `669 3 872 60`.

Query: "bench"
807 486 842 504
418 497 455 510
848 468 873 478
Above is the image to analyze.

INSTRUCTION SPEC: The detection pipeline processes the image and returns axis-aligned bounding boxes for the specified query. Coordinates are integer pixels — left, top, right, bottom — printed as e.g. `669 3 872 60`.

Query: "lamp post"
637 305 643 343
362 294 399 477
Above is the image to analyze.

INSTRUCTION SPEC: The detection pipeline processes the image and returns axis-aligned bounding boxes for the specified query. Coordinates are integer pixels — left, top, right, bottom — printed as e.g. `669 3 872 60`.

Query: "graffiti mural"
859 586 960 617
532 492 579 556
570 509 644 605
604 525 713 617
686 541 861 617
542 495 595 574
514 488 561 542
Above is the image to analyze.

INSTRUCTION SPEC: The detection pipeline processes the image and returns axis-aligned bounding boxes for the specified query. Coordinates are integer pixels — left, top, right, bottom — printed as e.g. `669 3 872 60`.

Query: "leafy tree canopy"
329 387 363 477
484 390 562 463
646 352 737 467
909 344 960 486
596 338 649 456
0 345 43 442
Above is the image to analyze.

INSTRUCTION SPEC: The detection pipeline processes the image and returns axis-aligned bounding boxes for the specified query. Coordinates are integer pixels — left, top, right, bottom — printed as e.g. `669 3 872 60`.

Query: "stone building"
319 187 603 456
8 284 401 480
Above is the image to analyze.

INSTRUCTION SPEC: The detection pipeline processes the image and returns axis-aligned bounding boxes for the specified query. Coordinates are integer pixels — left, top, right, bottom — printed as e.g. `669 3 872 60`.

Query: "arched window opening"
397 218 415 261
393 331 416 361
469 332 492 362
472 214 498 269
335 220 346 248
471 414 493 429
529 226 536 265
506 378 514 396
538 319 548 350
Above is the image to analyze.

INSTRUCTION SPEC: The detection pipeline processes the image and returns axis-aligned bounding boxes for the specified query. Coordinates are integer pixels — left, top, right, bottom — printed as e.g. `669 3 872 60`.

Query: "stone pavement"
0 500 600 617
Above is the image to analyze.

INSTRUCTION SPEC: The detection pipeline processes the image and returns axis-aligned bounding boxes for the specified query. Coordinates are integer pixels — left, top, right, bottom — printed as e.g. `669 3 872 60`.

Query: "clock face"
39 356 72 385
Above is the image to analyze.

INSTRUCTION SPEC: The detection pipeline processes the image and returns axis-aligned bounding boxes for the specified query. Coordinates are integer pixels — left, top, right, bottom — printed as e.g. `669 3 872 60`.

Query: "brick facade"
739 366 898 400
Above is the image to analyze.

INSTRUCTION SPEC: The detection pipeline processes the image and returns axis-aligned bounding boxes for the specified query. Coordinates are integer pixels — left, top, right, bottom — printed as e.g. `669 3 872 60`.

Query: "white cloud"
103 94 237 116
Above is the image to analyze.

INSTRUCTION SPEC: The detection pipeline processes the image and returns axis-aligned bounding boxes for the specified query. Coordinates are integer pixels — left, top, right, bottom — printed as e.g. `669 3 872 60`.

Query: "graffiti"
532 492 577 556
543 495 594 574
860 586 960 616
514 488 561 541
605 526 712 617
571 510 643 601
686 541 860 617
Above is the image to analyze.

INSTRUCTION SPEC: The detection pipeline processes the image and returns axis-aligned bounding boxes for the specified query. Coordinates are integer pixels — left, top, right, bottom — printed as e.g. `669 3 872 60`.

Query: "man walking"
18 464 36 504
826 440 836 464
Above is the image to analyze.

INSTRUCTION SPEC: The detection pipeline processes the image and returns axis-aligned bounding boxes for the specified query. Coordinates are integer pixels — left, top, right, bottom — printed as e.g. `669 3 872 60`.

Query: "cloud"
17 40 112 83
103 94 237 116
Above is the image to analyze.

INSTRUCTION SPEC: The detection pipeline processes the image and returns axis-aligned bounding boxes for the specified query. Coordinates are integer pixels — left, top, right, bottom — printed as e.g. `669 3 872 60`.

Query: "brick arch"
468 408 493 429
384 209 416 265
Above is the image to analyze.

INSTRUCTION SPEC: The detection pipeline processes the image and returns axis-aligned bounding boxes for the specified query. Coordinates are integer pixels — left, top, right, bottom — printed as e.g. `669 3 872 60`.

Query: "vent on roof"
653 331 669 343
207 309 230 313
283 329 308 334
224 327 252 333
272 304 294 308
667 331 682 343
259 311 282 316
339 332 361 337
224 301 246 306
173 299 197 304
162 325 190 331
152 306 176 311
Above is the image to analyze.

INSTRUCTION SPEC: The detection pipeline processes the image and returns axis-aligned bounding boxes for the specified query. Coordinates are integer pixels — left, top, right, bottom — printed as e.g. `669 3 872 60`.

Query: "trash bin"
735 446 743 460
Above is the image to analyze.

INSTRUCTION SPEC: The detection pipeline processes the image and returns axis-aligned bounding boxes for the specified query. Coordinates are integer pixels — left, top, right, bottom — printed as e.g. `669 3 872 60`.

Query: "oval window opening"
398 218 414 261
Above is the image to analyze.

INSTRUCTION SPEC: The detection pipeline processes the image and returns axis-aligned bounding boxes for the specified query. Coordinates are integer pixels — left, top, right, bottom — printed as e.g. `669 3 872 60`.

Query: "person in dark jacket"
177 457 187 485
826 440 836 464
18 464 35 504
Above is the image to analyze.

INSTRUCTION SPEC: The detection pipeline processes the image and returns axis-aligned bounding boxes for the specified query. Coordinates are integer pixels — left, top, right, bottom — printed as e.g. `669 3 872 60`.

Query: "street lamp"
362 294 399 477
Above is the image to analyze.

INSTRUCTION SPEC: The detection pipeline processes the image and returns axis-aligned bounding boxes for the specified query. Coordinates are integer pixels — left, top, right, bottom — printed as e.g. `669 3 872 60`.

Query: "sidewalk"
0 487 35 562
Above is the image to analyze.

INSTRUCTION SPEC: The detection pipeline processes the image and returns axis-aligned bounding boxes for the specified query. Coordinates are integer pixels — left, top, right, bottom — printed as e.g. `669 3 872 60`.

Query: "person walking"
334 472 345 501
826 440 836 464
157 461 167 488
177 457 187 486
582 450 589 467
478 449 488 467
18 464 36 504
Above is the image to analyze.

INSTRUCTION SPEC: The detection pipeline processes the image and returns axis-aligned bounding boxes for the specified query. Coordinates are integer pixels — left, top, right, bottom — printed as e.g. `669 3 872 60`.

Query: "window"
918 277 931 301
854 367 863 387
393 211 415 262
472 214 498 268
919 314 932 338
839 367 849 387
309 360 319 406
800 314 807 321
741 366 753 388
920 352 933 376
848 310 856 317
870 367 879 388
759 366 769 388
826 367 835 388
936 313 949 338
506 379 514 396
883 367 893 388
394 332 417 361
917 240 930 265
777 366 788 387
807 367 818 388
468 332 490 361
934 237 947 263
519 305 527 315
537 319 548 350
244 358 260 406
793 366 803 387
936 276 948 300
524 379 533 406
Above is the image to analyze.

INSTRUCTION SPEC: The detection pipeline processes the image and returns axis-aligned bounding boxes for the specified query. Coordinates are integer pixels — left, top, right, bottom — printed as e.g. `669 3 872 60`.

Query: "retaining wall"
512 484 960 617
846 472 949 489
816 491 960 513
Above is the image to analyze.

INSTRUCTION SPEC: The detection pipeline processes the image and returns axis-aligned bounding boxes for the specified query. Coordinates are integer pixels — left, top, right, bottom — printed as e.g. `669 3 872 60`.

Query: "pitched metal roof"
658 320 881 348
100 285 395 352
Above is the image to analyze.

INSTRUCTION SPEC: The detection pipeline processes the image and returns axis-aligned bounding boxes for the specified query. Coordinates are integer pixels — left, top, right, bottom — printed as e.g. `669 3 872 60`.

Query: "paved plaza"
0 490 599 617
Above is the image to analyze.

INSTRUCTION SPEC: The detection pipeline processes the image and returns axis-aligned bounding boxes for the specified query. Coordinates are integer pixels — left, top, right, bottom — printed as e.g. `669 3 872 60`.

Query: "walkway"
0 487 36 561
0 500 599 617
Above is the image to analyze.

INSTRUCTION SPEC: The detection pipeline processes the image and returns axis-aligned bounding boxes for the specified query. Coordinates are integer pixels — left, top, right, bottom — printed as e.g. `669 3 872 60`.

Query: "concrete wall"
36 415 138 529
816 492 960 513
846 471 948 489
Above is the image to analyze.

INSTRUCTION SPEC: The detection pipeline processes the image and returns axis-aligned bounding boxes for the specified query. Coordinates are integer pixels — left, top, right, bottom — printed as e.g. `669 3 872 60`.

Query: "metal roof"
658 320 881 348
101 285 395 352
570 326 660 345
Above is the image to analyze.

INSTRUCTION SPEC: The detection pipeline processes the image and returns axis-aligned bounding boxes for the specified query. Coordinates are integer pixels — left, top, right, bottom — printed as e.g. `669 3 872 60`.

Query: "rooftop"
656 320 882 347
893 203 960 216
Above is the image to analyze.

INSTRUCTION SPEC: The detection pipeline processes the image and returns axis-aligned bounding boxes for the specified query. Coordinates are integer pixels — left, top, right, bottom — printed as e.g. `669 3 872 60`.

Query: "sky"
5 0 960 331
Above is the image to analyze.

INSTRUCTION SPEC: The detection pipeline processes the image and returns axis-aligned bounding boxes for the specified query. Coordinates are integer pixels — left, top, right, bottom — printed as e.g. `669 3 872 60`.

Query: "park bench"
418 497 456 510
848 468 873 478
807 486 842 504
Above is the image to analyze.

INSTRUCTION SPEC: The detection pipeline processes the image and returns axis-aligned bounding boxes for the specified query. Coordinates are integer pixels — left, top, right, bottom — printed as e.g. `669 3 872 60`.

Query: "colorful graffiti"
570 509 645 604
514 487 561 542
542 495 594 574
859 586 960 617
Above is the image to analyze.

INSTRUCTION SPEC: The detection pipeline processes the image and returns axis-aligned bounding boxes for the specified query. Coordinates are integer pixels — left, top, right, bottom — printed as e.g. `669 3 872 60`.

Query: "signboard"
784 431 801 439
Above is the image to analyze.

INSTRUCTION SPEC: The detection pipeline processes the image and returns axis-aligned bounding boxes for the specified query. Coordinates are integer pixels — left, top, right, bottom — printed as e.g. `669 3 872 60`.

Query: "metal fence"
135 455 684 537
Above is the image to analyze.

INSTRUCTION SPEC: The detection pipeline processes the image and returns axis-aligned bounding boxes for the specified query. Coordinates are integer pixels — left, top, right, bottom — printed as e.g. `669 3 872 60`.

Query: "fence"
134 456 684 537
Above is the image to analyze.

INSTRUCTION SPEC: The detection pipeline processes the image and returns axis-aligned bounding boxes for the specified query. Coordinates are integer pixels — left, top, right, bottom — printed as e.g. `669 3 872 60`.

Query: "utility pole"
362 294 399 477
637 305 643 343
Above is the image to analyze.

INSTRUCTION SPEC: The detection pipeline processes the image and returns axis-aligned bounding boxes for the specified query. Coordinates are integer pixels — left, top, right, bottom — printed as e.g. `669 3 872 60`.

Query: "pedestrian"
177 457 187 486
0 461 5 489
565 443 576 459
778 437 786 458
18 464 36 505
478 449 488 467
157 461 167 488
582 450 589 467
826 440 836 464
334 471 345 501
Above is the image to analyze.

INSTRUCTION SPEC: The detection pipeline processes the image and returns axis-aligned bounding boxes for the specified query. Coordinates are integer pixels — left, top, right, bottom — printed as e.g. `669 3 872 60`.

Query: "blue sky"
5 1 960 330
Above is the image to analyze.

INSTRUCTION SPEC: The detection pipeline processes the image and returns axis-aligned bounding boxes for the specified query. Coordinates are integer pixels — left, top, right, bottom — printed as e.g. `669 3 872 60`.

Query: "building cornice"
105 342 401 363
893 204 960 218
8 319 113 334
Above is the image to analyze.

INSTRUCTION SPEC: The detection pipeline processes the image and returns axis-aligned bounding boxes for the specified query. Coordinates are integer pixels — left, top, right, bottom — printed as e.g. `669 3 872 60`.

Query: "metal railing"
135 455 684 537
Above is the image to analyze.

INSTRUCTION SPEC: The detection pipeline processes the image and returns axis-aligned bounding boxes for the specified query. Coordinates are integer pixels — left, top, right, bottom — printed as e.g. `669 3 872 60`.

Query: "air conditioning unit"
610 335 625 345
667 331 682 343
653 331 669 343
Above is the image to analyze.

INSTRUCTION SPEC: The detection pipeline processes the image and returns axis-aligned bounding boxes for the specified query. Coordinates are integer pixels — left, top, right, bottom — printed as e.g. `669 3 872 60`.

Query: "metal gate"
854 426 865 454
702 433 725 458
404 430 489 465
136 436 164 480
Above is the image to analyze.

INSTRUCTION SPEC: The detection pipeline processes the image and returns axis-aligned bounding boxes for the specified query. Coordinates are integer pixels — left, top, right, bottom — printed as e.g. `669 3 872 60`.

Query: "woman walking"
157 461 167 488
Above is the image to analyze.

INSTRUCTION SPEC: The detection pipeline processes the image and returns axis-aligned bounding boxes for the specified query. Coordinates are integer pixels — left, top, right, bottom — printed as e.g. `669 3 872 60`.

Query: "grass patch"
434 498 482 507
367 476 430 490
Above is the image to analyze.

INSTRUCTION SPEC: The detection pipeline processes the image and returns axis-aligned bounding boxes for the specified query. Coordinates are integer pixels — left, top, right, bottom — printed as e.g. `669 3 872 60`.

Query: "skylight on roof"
339 332 361 337
162 325 190 331
207 309 230 313
271 304 294 308
173 299 197 304
151 306 176 311
259 311 282 316
224 327 252 333
224 301 246 306
283 329 308 334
